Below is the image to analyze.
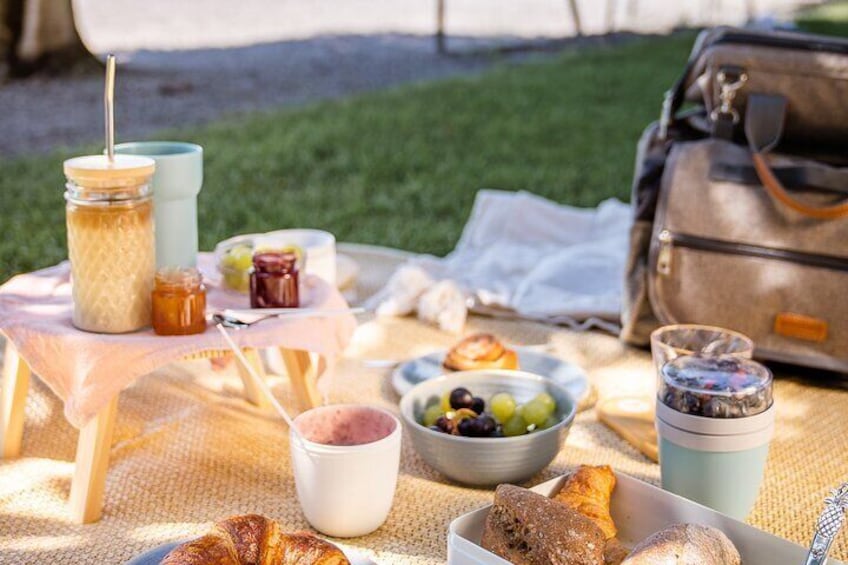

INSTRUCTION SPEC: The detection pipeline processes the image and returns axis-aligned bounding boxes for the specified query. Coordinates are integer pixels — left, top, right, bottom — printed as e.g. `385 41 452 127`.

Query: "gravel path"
1 0 814 158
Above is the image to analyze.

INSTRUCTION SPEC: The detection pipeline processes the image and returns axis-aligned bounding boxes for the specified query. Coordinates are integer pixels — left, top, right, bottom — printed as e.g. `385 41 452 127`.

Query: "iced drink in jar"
64 155 156 333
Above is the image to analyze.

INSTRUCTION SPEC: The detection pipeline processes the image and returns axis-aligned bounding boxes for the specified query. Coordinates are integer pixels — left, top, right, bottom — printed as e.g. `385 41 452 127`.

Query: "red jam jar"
151 267 207 335
250 252 299 308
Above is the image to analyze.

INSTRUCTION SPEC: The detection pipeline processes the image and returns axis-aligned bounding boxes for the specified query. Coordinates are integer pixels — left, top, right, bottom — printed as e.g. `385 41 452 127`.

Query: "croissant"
553 465 618 540
443 333 519 371
161 514 350 565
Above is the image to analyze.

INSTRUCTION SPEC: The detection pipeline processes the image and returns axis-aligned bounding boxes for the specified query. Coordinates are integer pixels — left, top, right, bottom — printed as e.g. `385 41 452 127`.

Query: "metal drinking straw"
104 54 116 163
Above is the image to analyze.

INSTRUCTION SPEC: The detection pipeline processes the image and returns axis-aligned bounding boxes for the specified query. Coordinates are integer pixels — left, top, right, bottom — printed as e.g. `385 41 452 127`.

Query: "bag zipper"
656 229 848 276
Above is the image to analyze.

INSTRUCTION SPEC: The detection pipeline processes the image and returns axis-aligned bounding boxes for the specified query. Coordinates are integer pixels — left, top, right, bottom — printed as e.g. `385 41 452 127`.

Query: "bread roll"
161 514 350 565
553 465 618 539
621 523 741 565
443 333 519 371
603 538 631 565
481 484 605 565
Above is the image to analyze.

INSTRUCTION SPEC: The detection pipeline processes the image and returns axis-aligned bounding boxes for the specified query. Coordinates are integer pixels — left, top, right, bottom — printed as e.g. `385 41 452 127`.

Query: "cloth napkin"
369 190 632 333
0 254 357 428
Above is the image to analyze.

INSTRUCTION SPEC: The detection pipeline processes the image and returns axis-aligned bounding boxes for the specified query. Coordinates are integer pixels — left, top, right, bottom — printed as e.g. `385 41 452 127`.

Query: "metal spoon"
212 307 365 329
214 323 310 452
804 482 848 565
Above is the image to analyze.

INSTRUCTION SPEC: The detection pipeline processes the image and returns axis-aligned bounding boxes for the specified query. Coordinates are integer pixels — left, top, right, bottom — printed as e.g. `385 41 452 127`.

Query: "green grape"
230 246 254 271
423 404 444 427
440 391 452 413
533 392 556 415
221 245 254 292
490 392 516 423
538 415 559 430
502 413 528 437
521 399 549 427
223 270 242 289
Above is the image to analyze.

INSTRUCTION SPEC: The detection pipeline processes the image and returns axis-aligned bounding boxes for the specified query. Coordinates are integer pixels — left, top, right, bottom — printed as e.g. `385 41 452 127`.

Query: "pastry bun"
161 514 350 565
443 333 519 371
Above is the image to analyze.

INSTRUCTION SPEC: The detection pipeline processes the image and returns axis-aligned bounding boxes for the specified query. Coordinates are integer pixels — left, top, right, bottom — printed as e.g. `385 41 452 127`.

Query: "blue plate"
391 349 590 405
125 541 181 565
126 540 373 564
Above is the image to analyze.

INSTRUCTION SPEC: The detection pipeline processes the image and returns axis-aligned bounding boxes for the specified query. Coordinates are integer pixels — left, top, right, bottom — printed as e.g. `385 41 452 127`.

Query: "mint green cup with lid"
656 355 775 520
114 141 203 268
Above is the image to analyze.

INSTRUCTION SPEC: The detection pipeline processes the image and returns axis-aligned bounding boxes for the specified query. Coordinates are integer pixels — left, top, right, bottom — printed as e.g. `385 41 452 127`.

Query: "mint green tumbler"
114 141 203 268
656 355 774 520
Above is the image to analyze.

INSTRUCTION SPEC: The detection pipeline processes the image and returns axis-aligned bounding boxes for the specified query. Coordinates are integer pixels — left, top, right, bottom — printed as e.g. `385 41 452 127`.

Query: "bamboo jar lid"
64 155 155 187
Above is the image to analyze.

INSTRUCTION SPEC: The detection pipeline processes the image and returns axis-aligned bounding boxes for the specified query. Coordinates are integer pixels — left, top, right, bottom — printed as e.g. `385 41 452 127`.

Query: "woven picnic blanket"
0 245 845 563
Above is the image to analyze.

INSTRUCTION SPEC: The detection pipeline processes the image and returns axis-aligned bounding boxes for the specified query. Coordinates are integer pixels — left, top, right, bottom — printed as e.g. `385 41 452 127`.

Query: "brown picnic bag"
620 26 848 373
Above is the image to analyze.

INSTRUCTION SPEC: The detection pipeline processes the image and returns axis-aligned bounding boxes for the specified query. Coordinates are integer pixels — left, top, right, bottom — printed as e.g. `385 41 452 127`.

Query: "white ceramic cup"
290 404 401 538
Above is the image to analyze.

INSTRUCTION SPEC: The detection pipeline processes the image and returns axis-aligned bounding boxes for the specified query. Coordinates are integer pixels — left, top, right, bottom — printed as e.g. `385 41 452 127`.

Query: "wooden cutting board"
596 396 658 463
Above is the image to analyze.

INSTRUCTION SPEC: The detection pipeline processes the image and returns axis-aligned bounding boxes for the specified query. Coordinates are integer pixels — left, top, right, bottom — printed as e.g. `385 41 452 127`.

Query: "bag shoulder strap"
745 93 848 220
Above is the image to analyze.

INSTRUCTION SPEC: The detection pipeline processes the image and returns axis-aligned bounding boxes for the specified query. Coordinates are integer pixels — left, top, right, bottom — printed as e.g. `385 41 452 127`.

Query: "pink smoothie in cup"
295 405 397 446
290 404 402 537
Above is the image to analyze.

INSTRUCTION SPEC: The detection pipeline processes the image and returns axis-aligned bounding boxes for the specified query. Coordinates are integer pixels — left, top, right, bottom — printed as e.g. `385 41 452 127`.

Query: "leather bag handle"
710 162 848 195
745 93 848 220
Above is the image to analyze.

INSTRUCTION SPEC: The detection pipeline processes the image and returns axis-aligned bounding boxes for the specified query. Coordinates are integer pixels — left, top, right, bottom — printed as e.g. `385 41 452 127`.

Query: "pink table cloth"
0 254 357 428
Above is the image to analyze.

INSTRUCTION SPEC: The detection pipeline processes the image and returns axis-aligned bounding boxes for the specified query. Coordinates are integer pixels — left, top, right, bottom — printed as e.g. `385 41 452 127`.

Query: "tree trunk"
2 0 95 78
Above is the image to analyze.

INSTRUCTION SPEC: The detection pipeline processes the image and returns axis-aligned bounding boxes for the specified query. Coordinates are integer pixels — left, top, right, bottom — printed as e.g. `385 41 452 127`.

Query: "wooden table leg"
1 340 31 459
279 348 321 411
235 348 271 409
69 395 118 524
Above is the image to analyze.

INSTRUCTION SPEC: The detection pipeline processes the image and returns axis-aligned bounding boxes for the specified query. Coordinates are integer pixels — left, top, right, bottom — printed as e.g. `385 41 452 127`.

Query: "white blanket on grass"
370 189 632 333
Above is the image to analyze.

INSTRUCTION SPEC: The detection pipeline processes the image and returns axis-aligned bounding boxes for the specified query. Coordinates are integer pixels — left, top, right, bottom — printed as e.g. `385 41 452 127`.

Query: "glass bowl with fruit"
399 370 576 486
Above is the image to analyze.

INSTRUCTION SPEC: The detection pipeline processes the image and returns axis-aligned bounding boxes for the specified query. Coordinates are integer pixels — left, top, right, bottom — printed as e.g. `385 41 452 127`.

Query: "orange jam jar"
152 267 207 335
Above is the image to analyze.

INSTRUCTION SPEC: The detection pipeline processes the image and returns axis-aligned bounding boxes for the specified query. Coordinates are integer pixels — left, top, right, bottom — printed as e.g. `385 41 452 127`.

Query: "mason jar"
64 155 156 333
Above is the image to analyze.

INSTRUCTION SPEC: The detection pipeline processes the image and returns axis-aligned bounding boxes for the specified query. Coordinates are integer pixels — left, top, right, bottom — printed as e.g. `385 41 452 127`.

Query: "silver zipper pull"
657 230 673 276
710 67 748 125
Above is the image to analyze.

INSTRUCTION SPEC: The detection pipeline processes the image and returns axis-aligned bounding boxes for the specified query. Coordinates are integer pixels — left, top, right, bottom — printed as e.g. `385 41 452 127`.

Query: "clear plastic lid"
659 355 773 418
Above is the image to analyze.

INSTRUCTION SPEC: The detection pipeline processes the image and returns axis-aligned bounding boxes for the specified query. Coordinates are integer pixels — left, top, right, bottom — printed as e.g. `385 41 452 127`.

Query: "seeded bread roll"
481 484 605 565
621 523 741 565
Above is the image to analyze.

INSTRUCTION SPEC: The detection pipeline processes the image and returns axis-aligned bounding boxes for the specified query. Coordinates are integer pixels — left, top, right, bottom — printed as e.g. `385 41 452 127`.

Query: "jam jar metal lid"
659 355 773 418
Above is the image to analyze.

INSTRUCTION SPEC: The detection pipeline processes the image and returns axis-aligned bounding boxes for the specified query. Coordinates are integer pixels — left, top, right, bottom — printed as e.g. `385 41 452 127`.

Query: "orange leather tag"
774 312 828 343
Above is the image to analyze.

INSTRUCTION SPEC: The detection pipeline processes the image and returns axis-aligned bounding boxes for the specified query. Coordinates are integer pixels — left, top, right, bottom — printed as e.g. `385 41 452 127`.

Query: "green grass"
796 0 848 36
0 34 695 283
